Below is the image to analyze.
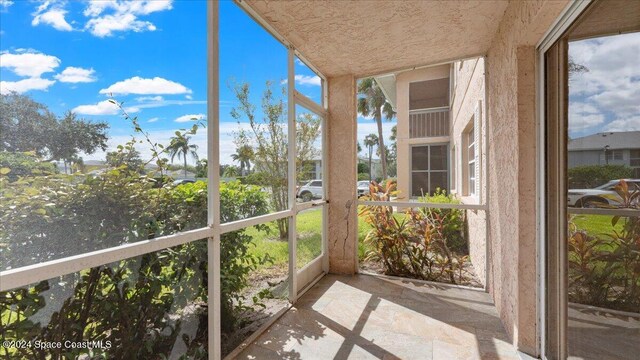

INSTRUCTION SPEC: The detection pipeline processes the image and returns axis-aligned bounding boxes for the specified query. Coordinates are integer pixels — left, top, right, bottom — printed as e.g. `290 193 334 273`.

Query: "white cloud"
72 100 138 115
0 50 61 77
84 0 173 17
568 101 605 132
592 86 640 117
0 50 60 94
32 5 73 31
54 67 97 83
185 94 193 100
133 99 207 109
606 115 640 132
0 0 13 10
136 95 164 102
0 78 56 94
569 33 640 129
147 117 160 123
295 75 321 86
281 75 322 87
83 0 173 37
85 13 154 37
99 76 191 95
175 114 206 123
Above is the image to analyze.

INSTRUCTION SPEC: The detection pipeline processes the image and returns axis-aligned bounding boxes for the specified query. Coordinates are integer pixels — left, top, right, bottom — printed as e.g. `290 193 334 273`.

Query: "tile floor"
568 303 640 360
234 274 519 359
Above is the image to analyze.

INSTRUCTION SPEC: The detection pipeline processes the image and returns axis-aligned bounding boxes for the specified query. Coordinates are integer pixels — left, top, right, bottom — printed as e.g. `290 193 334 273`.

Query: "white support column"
207 1 221 359
326 75 358 274
287 47 298 302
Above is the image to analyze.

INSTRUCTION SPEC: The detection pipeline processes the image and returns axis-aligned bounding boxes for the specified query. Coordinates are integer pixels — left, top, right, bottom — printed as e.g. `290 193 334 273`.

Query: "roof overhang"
373 74 397 110
243 0 509 78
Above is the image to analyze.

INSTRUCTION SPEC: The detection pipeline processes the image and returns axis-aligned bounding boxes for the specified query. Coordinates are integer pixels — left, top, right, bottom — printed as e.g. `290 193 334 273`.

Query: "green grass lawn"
244 209 324 270
244 206 464 271
243 207 380 271
570 214 625 238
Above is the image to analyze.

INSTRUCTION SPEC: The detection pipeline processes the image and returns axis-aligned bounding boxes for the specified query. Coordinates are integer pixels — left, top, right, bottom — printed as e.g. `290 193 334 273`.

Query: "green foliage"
568 180 640 312
106 144 145 174
357 162 369 175
419 189 466 253
0 93 59 156
241 171 268 186
568 164 633 189
195 159 208 178
358 172 370 181
222 165 240 178
357 78 396 180
48 111 109 168
231 81 289 239
0 94 108 166
359 182 469 284
167 130 200 179
295 112 321 181
0 174 270 358
0 151 57 181
0 99 272 357
0 245 208 359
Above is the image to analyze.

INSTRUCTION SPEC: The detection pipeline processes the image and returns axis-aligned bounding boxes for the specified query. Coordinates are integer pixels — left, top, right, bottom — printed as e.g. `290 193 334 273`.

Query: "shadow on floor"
234 273 520 359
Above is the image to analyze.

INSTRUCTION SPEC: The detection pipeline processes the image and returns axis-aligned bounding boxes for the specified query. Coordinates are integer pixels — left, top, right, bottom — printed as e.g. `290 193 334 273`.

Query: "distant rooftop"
568 131 640 151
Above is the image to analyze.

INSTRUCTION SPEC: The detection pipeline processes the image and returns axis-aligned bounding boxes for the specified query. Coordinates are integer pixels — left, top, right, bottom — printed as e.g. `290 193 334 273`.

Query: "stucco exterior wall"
485 0 569 355
450 57 487 287
327 75 358 274
396 65 450 200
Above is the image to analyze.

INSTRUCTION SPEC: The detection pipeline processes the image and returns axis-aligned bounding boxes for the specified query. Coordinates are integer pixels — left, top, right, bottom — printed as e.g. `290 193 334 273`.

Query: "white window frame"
409 143 449 198
467 125 477 197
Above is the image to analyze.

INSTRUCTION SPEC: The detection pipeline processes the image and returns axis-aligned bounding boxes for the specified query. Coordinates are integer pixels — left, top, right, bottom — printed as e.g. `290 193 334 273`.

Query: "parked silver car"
357 181 371 197
568 179 640 207
297 180 323 202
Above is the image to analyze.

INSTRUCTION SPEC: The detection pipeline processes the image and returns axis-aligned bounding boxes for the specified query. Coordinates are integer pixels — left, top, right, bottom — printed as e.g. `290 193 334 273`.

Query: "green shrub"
0 151 57 181
568 164 633 189
419 189 466 253
357 162 369 174
568 181 640 313
0 171 270 358
357 172 370 181
359 182 469 284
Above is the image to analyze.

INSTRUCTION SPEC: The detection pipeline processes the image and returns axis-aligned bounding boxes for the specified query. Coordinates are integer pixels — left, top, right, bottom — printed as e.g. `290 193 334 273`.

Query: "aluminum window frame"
0 2 329 359
536 1 593 359
409 142 450 198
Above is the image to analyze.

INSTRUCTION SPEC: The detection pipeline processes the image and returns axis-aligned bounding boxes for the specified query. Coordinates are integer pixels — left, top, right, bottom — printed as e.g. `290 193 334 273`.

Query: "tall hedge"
568 165 633 189
0 169 269 359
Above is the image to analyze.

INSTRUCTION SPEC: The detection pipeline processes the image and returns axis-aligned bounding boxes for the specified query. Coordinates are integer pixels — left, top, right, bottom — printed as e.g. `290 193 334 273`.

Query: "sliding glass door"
544 1 640 359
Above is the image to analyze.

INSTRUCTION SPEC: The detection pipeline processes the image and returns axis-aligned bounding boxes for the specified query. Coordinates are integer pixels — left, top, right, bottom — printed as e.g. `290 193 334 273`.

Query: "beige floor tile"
235 274 517 360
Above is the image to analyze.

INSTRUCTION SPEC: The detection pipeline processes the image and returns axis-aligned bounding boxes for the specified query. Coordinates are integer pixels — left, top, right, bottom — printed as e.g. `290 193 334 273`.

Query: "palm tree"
166 133 199 178
231 144 254 176
358 78 395 180
364 133 378 181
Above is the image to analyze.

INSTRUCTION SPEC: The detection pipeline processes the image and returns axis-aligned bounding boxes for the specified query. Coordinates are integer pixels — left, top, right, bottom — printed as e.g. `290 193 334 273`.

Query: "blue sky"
0 0 394 164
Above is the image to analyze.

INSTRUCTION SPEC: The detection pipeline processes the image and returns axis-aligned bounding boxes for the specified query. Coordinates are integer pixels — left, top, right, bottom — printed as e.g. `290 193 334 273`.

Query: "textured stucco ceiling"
244 0 510 78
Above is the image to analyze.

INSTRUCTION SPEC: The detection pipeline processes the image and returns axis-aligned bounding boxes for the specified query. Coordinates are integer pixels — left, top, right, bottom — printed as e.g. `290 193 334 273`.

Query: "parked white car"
568 179 640 207
297 180 323 202
357 181 371 197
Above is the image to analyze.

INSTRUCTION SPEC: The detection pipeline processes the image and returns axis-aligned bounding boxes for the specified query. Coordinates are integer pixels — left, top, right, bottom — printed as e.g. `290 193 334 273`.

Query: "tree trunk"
368 149 373 181
184 155 188 178
375 110 387 180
